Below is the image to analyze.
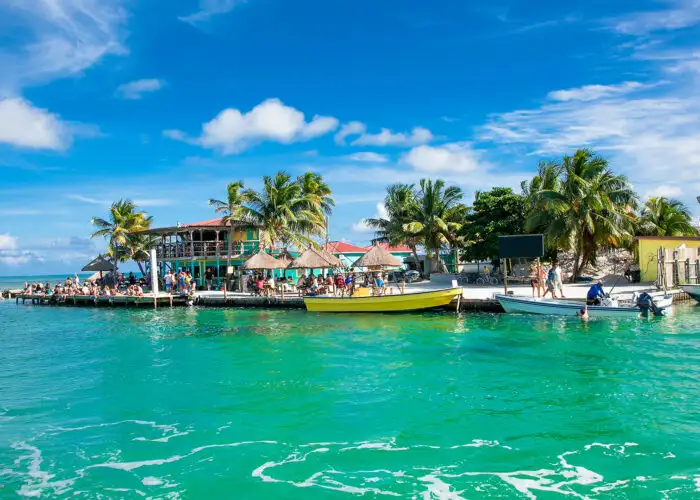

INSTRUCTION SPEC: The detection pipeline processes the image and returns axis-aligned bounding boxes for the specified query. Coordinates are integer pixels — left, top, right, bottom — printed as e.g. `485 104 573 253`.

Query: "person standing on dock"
553 261 565 298
205 268 214 290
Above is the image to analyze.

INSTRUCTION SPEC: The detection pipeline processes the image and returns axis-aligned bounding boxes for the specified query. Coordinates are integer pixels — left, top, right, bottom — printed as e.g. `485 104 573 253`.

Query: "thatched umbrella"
287 248 335 269
276 249 296 267
82 255 115 272
316 247 344 267
241 251 286 270
352 245 402 268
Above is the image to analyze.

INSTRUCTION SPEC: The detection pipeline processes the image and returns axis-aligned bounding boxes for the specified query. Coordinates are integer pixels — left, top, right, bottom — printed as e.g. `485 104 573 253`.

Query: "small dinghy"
496 293 669 318
680 285 700 304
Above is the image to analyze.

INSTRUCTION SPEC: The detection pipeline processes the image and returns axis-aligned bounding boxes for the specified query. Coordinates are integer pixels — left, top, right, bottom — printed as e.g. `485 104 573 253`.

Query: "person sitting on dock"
296 275 307 295
254 275 265 296
586 281 606 306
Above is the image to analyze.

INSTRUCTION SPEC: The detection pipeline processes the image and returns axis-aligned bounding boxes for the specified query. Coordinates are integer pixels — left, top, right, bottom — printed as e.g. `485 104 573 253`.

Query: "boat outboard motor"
636 292 665 317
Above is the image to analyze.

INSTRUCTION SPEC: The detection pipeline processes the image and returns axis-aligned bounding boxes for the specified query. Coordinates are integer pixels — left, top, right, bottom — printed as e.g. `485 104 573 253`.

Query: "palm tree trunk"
410 245 422 278
136 261 146 277
226 227 233 290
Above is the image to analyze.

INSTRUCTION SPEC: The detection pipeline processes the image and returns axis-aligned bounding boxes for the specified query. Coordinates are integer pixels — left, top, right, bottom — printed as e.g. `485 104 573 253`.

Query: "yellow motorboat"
304 287 462 313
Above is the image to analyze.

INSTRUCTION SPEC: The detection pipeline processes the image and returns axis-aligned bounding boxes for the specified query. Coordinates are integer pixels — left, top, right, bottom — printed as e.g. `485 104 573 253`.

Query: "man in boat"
586 281 606 306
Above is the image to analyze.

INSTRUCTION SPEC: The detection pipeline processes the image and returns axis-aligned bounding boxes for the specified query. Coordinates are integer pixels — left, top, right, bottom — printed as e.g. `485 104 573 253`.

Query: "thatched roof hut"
241 252 286 270
287 248 335 269
352 245 403 268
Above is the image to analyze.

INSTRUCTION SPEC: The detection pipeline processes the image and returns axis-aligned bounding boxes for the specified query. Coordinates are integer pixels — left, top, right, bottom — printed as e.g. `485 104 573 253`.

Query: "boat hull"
681 285 700 303
496 295 644 318
304 288 461 313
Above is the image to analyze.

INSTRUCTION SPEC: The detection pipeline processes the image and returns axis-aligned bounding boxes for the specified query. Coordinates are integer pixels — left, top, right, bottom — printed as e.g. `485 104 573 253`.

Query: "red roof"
368 243 413 253
323 241 367 253
184 217 228 227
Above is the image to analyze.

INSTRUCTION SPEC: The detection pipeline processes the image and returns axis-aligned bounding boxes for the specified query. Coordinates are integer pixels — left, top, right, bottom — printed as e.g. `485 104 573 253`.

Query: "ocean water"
1 302 700 498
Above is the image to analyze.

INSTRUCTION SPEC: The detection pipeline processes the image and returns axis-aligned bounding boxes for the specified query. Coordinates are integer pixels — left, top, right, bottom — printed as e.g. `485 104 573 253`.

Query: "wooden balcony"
156 241 260 260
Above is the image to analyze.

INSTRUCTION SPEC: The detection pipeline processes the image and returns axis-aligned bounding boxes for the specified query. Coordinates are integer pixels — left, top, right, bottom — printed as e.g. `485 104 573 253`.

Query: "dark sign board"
498 234 544 259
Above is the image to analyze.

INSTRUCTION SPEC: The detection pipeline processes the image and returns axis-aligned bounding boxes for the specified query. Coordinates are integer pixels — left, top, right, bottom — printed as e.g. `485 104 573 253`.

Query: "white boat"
680 285 700 303
495 294 664 318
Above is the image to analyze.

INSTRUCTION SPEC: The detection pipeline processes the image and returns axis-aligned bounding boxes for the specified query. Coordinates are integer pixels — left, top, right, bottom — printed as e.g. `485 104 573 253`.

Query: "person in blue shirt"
586 281 606 306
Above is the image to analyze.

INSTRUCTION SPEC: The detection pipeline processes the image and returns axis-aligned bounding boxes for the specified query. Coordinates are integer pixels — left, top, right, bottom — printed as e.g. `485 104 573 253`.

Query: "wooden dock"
16 294 188 308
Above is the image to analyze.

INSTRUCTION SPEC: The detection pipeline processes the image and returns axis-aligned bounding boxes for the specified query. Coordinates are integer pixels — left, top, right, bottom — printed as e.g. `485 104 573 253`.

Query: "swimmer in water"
577 306 589 322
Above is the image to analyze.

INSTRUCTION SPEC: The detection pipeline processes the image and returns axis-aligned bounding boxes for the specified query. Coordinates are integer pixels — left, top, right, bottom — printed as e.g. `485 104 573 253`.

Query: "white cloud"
346 152 389 163
0 98 70 150
0 209 42 216
116 78 165 100
0 234 41 265
162 129 188 141
0 0 126 92
352 126 434 147
547 81 645 102
334 122 434 147
401 143 483 174
179 0 242 25
481 84 700 184
334 121 366 145
645 184 684 199
133 198 172 207
66 194 106 204
166 98 338 154
351 202 387 233
0 234 18 251
609 0 700 34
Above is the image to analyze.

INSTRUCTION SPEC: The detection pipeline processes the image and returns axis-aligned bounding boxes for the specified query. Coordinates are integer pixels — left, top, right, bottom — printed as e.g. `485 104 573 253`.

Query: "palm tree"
638 197 698 237
209 181 246 289
404 179 464 274
90 200 151 275
524 149 638 278
365 183 423 273
297 172 334 245
366 180 464 276
241 171 319 251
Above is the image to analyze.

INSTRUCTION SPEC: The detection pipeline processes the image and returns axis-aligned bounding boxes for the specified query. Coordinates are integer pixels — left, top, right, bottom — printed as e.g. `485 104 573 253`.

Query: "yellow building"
635 236 700 283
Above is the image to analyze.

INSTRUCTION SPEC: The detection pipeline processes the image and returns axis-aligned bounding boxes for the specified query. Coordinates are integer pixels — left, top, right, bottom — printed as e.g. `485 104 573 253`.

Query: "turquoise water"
1 302 700 498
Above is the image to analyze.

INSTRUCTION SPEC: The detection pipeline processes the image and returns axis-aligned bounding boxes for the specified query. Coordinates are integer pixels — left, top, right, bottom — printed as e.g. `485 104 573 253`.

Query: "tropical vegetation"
365 179 464 275
636 197 698 237
521 149 639 278
90 200 153 275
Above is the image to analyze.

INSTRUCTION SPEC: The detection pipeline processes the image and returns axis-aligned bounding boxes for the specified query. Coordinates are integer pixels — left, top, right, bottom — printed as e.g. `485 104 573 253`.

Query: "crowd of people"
162 269 198 294
240 270 389 297
23 274 147 298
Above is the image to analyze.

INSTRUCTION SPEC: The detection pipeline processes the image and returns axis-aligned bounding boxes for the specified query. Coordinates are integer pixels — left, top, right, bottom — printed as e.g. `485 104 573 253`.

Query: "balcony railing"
156 241 259 260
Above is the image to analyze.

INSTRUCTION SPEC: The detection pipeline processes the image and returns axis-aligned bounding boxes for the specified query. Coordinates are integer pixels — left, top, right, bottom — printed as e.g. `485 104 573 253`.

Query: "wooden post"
503 258 509 295
456 290 462 314
401 280 405 295
536 258 542 297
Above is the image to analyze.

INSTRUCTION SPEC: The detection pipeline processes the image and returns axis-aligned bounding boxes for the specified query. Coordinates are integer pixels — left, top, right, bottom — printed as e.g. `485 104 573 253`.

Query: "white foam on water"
591 479 630 493
418 474 466 499
11 442 78 498
89 440 279 472
340 438 408 452
142 476 164 486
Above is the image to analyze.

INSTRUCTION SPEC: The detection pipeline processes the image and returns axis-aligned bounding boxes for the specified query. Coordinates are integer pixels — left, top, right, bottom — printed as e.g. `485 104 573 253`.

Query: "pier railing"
156 241 259 260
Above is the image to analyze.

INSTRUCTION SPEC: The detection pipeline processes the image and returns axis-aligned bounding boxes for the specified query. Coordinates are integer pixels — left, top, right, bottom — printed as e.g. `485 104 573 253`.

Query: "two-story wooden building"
141 217 261 288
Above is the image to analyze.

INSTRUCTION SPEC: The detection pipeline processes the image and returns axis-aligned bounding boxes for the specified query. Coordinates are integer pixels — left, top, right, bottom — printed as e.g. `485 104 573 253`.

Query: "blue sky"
1 0 699 275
